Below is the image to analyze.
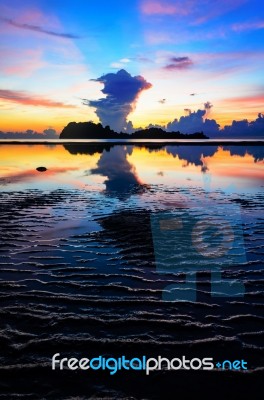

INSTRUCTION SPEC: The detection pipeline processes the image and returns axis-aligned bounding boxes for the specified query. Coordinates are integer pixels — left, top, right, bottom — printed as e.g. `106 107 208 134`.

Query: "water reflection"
63 144 263 198
0 144 263 196
88 146 144 198
164 145 217 167
0 141 263 400
165 145 264 164
0 166 78 185
63 143 114 155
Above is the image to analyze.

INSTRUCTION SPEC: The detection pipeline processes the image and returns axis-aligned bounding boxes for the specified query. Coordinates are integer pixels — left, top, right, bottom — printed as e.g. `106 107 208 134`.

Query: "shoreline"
1 139 264 145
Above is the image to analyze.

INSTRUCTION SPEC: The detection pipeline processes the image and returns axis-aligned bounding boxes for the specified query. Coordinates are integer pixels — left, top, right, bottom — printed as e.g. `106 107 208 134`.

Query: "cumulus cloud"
0 16 80 39
166 103 264 138
42 128 58 138
146 123 166 129
220 113 264 138
164 56 193 70
204 101 213 111
0 128 58 139
85 69 152 132
167 103 220 135
0 89 76 108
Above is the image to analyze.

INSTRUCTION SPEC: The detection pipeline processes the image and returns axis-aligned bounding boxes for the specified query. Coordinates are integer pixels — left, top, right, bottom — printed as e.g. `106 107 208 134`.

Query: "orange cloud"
0 89 76 108
221 94 264 107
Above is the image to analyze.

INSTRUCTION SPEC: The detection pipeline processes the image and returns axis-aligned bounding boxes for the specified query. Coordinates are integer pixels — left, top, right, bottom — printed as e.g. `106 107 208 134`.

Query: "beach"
0 142 263 398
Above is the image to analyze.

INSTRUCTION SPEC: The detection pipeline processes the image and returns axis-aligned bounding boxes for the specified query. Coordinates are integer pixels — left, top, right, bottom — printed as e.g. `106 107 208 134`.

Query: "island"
60 121 208 140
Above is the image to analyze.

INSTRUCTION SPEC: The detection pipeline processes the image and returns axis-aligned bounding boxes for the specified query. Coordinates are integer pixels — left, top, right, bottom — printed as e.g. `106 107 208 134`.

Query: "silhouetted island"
60 121 208 139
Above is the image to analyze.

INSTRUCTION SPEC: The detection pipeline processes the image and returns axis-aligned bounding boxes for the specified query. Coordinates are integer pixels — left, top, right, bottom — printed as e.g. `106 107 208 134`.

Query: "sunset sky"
0 0 264 134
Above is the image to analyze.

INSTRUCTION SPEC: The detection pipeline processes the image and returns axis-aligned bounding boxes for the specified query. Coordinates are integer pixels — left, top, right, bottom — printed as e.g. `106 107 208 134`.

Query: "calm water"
0 143 263 399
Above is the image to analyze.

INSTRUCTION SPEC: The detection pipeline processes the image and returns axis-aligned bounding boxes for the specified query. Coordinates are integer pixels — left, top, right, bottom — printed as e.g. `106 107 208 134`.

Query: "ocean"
0 142 263 399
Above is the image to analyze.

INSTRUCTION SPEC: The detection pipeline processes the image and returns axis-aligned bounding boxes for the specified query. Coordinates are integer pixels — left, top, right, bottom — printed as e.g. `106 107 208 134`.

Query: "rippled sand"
0 144 263 399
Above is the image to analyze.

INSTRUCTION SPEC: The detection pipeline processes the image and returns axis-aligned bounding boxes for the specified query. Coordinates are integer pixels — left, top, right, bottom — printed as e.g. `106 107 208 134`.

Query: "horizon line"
1 138 264 144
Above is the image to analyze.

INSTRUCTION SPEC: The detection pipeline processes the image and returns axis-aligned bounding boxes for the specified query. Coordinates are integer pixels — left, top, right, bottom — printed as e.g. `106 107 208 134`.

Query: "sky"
0 0 264 136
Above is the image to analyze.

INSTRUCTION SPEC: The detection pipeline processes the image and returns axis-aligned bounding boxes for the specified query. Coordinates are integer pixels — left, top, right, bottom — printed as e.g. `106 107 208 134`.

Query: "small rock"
36 166 47 172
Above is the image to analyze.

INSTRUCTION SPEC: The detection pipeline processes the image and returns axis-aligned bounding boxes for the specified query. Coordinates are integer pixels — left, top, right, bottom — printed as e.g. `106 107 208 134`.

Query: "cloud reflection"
89 146 143 197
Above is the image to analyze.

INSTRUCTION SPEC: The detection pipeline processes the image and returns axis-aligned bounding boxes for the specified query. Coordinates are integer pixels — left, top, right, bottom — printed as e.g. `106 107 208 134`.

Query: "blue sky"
0 0 263 134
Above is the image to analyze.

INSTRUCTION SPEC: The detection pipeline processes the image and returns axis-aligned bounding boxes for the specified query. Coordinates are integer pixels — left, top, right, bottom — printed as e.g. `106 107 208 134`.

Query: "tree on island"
60 121 208 139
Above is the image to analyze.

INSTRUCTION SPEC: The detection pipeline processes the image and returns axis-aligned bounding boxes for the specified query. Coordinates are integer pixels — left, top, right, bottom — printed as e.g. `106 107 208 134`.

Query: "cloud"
191 0 249 25
0 89 76 108
144 31 175 45
0 128 58 139
204 101 213 110
221 113 264 138
140 0 248 23
164 56 193 70
0 16 80 39
167 103 220 135
222 94 264 107
166 102 264 138
110 58 131 69
232 21 264 32
0 48 45 77
146 123 166 129
140 1 183 15
135 55 153 63
110 62 125 69
167 109 220 135
84 69 152 132
42 128 58 138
